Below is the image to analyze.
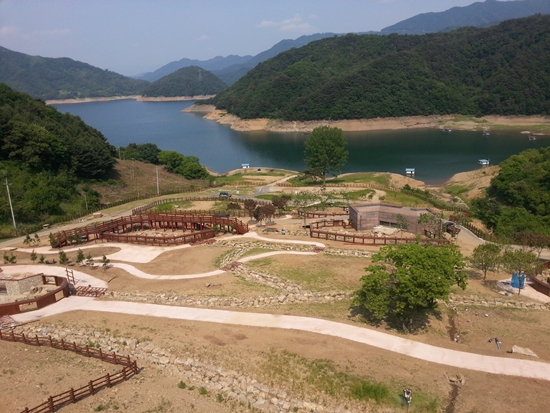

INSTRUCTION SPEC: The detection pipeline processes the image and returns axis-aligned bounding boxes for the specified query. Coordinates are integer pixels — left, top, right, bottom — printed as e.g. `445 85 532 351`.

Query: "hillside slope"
210 15 550 121
0 46 148 100
381 0 550 34
141 66 227 97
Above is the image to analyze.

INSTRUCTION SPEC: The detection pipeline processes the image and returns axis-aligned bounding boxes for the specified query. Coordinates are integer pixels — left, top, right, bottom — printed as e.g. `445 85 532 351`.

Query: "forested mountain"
0 46 148 100
0 83 116 224
141 66 227 97
135 55 252 82
135 33 339 85
381 0 550 34
210 15 550 121
472 146 550 238
210 33 340 85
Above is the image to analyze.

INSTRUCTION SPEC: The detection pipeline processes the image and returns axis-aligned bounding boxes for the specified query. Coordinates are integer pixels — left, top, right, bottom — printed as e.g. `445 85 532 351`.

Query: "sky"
0 0 499 76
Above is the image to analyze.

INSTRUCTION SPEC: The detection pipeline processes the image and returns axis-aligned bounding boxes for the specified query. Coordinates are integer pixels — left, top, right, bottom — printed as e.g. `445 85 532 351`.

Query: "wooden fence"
0 329 139 413
52 213 249 247
0 276 70 317
298 210 349 219
309 220 449 246
102 229 215 246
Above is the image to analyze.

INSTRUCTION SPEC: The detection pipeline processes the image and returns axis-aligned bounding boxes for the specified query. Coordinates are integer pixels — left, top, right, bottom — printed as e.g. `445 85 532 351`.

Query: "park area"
1 169 550 413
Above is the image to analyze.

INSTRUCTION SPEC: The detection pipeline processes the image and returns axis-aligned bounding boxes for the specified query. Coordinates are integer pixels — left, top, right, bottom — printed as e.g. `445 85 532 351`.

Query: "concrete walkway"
5 227 550 382
11 297 550 382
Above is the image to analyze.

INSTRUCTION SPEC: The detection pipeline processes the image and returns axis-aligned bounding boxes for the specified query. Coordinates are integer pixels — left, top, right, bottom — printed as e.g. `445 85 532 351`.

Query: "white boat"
483 131 490 136
529 135 537 141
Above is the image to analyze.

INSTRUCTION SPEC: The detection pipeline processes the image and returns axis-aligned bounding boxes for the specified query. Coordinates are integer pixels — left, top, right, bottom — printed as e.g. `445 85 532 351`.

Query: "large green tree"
354 243 467 331
304 126 348 183
469 243 502 280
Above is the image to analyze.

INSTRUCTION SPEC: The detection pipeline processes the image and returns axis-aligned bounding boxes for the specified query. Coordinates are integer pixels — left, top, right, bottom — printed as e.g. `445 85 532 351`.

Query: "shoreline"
45 95 214 105
184 105 550 133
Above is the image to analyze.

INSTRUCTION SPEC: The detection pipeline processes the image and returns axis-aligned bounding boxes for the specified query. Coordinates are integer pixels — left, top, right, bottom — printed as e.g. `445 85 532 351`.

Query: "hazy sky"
0 0 497 76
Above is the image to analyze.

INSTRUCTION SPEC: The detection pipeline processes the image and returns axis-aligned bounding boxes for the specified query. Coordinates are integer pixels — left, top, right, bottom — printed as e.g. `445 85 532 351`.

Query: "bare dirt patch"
5 310 550 413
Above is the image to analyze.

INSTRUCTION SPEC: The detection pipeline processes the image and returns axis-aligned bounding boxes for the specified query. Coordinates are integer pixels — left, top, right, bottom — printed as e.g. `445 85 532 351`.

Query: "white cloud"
196 34 209 41
256 14 315 33
0 26 19 37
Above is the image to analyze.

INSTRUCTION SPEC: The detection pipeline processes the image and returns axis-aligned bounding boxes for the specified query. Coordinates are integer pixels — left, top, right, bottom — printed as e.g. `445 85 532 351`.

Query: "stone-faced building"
349 203 437 235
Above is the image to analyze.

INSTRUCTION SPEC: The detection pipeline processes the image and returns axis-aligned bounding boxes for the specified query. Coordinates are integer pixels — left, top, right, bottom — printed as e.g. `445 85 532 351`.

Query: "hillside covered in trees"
141 66 227 97
0 46 148 100
472 146 550 239
0 83 117 226
211 15 550 121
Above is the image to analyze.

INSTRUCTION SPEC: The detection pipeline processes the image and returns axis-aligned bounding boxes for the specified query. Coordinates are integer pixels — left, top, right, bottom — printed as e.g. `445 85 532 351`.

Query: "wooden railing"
0 330 139 413
102 229 215 246
308 220 449 246
298 210 349 219
0 276 70 317
52 213 249 247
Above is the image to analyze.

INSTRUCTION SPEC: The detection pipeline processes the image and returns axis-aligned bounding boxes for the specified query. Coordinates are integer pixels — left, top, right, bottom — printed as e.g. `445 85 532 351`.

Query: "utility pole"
156 166 160 196
4 174 16 230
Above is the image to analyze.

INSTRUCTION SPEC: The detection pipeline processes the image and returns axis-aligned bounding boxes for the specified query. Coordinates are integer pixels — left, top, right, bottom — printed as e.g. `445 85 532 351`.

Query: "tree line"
210 15 550 121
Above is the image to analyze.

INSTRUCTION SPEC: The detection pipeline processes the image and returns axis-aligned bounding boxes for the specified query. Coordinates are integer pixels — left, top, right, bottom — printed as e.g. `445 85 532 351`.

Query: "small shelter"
405 168 415 176
349 203 437 235
241 163 250 169
478 159 490 166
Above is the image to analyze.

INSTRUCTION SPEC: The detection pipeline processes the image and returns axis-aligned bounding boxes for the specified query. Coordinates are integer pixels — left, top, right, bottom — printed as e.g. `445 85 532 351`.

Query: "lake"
53 100 548 185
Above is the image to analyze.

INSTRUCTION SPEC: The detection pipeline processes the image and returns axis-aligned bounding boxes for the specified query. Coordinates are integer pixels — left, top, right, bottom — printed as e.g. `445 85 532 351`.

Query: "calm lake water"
53 100 549 185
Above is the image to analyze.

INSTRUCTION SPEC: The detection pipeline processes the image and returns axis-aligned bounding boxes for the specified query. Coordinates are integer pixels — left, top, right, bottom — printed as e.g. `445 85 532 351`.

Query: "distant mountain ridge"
141 66 227 97
137 1 550 85
135 55 252 82
381 0 550 34
135 33 339 85
0 46 148 100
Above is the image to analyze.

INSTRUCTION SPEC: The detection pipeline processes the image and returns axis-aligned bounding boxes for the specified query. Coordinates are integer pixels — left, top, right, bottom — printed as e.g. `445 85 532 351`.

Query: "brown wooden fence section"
528 276 550 297
0 330 139 413
309 220 450 246
298 210 349 219
52 213 249 248
0 276 70 317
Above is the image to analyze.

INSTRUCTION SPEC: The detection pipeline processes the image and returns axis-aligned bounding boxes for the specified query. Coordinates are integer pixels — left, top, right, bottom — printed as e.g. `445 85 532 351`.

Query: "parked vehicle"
219 192 232 198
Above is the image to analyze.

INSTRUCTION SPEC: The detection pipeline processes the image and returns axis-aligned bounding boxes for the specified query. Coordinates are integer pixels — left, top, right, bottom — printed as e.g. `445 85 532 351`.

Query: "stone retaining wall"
448 294 549 310
13 323 365 413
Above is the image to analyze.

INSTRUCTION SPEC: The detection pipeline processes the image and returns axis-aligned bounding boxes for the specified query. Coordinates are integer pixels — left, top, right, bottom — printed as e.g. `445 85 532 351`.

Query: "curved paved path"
5 232 550 382
11 297 550 382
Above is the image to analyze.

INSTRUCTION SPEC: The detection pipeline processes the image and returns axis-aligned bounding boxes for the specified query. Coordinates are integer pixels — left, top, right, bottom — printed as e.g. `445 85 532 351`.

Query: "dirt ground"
195 107 550 134
3 170 550 413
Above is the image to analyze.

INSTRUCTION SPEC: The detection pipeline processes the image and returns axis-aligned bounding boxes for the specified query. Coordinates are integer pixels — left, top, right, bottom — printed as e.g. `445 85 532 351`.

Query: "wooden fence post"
70 388 76 403
48 396 54 412
106 373 112 387
99 348 103 360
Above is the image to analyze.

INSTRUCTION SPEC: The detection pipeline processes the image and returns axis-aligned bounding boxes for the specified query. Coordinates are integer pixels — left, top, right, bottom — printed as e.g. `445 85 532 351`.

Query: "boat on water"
529 135 537 141
441 128 452 133
478 159 490 166
483 131 490 136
